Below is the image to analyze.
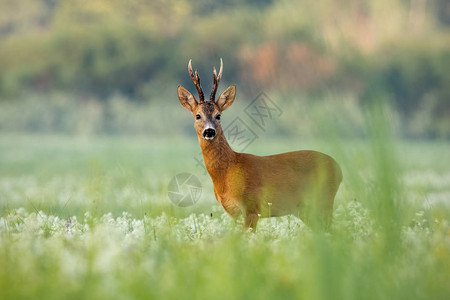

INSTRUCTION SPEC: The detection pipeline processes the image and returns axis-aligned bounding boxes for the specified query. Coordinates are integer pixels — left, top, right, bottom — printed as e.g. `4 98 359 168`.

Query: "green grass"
0 133 449 300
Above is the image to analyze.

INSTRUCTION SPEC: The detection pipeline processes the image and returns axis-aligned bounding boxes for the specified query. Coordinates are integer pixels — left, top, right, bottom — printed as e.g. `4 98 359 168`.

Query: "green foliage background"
0 0 449 138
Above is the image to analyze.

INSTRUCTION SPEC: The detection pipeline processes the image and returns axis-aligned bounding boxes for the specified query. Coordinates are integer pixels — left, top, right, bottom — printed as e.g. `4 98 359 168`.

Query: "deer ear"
217 85 236 112
178 85 198 112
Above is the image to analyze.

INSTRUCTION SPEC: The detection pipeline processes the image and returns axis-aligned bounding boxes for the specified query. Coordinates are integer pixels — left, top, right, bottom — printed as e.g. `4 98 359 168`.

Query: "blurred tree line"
0 0 449 138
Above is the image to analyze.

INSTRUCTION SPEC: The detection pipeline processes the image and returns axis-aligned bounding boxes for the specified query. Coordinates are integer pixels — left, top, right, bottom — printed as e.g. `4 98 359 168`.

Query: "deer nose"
203 128 216 139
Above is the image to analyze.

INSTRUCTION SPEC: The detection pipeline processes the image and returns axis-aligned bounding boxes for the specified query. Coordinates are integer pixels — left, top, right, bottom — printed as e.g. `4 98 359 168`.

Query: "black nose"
203 128 216 139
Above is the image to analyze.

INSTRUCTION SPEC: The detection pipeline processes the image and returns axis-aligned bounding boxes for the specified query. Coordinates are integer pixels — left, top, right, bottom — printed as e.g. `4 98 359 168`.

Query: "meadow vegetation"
1 122 449 299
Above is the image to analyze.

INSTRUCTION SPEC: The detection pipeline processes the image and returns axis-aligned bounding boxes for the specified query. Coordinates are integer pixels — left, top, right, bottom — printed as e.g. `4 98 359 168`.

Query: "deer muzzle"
203 128 216 140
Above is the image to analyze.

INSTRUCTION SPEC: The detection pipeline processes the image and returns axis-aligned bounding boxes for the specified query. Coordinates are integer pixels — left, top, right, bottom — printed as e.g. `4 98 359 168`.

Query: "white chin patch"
204 136 215 140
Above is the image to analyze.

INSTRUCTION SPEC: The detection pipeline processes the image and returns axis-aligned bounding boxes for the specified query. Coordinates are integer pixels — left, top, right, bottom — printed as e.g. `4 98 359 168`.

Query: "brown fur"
178 63 342 231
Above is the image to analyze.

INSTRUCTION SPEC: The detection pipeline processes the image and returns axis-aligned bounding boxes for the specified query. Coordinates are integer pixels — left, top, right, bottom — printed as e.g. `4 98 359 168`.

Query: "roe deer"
177 59 342 231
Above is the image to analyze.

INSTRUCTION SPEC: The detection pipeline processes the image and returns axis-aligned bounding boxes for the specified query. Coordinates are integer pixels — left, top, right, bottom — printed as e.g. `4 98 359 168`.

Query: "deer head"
178 59 236 141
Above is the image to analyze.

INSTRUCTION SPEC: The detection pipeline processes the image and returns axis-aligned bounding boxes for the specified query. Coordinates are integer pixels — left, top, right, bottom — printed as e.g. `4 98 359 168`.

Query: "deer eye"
216 114 221 120
196 114 201 120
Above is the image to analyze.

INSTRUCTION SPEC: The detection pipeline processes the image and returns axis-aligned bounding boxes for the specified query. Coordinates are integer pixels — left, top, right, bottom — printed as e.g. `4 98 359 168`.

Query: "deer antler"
210 58 223 102
188 59 205 103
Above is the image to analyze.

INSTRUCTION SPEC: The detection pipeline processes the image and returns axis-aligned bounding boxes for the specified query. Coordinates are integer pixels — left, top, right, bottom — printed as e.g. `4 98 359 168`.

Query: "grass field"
0 134 449 299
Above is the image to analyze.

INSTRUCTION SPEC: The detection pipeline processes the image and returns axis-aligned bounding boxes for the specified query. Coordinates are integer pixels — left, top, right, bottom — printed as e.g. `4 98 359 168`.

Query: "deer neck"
198 131 235 181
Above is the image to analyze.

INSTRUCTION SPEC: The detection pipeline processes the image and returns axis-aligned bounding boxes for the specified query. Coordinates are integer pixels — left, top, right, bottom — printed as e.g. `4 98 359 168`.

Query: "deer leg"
244 212 259 232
